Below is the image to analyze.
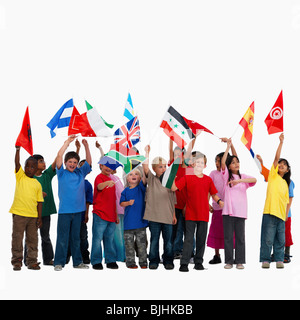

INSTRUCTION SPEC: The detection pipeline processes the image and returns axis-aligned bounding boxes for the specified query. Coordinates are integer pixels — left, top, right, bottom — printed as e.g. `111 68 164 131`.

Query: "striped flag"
160 106 195 149
123 93 135 121
161 157 181 189
47 99 74 138
239 101 254 151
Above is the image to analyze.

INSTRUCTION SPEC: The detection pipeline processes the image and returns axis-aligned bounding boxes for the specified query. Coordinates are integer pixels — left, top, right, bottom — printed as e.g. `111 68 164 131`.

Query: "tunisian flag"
15 107 33 155
264 91 284 135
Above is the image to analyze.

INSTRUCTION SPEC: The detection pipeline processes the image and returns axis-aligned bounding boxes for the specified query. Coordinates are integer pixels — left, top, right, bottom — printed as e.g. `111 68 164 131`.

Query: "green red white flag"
69 101 113 137
161 157 181 189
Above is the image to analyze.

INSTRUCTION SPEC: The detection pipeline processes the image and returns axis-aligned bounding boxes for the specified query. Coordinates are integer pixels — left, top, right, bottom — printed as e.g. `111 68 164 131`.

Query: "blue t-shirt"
120 181 148 230
56 161 91 214
288 180 295 218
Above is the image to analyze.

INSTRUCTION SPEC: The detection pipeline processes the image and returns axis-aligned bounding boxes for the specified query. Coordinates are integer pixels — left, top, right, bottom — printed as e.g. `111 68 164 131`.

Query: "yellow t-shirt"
10 167 44 218
263 164 289 221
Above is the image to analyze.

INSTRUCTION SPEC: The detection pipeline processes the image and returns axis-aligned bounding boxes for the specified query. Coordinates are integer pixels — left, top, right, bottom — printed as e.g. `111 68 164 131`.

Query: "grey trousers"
223 215 246 264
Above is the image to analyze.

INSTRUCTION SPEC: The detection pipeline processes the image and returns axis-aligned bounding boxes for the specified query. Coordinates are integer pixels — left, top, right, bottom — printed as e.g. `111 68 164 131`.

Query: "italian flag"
69 101 113 137
161 157 181 189
160 106 195 149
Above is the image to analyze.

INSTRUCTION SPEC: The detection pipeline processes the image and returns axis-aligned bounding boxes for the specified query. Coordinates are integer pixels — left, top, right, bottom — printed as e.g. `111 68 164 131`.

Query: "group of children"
10 131 294 272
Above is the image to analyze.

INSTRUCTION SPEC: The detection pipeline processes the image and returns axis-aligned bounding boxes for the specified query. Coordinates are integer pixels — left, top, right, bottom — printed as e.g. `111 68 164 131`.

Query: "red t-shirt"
175 174 218 222
174 164 187 210
93 173 116 222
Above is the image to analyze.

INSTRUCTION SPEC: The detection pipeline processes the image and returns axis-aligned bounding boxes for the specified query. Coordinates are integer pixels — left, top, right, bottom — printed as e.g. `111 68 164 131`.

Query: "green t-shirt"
34 165 57 217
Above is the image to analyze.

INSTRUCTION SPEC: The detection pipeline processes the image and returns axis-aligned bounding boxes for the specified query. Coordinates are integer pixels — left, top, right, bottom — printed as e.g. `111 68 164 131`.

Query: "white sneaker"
54 265 63 271
74 263 89 269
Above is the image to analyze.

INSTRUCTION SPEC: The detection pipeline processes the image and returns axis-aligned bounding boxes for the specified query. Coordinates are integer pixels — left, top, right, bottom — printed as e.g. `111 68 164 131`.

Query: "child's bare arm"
37 202 43 228
97 180 115 191
96 141 105 158
169 139 174 163
143 145 150 176
211 194 224 209
221 139 231 171
82 139 92 166
15 146 21 173
56 135 77 169
120 199 135 207
274 133 284 168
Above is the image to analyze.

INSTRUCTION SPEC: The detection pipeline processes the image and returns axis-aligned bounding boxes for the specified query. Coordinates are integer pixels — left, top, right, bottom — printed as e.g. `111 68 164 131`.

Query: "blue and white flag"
47 99 74 138
123 93 135 121
249 148 262 172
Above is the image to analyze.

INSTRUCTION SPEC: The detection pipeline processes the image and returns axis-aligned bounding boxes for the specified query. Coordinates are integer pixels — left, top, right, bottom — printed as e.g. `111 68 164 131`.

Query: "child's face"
127 170 141 186
65 158 78 173
25 160 38 178
100 164 113 176
215 156 221 171
278 160 289 176
154 163 167 177
194 157 206 173
37 159 46 172
229 157 240 173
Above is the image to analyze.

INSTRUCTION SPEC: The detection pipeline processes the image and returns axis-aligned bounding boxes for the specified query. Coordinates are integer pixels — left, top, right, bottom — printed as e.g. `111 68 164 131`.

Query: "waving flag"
69 101 112 137
47 99 74 138
123 93 135 121
16 106 33 155
114 116 140 149
264 90 284 135
182 117 214 135
162 157 181 189
160 106 195 149
106 144 146 174
239 101 254 151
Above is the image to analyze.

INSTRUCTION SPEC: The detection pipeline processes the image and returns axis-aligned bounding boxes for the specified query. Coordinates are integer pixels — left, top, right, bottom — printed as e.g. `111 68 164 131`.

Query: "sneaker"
236 264 245 270
74 263 89 269
149 264 158 270
224 264 233 269
92 263 103 270
194 263 204 270
127 264 138 269
140 265 148 269
209 255 222 265
179 264 189 272
54 265 63 271
262 262 270 269
276 261 284 269
107 262 119 269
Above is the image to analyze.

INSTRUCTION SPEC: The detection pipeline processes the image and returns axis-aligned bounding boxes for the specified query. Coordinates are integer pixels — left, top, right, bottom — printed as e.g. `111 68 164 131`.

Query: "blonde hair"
151 156 167 171
191 151 207 165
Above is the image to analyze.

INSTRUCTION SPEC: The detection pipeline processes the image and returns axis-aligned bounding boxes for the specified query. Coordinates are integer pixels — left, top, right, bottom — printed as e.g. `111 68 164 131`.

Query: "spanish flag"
239 102 254 151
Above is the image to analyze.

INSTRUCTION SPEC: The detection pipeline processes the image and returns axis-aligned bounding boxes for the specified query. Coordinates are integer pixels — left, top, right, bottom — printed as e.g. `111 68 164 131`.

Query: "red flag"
264 91 284 134
15 107 33 155
68 106 81 136
182 116 214 135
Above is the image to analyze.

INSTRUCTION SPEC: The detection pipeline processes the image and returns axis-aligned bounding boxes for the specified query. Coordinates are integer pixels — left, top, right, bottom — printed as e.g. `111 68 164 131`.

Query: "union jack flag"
114 116 140 149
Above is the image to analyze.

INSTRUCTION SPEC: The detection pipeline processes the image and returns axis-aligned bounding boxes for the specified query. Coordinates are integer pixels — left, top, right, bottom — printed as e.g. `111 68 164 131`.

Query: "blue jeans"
91 214 116 265
260 214 285 262
148 221 174 266
54 212 83 267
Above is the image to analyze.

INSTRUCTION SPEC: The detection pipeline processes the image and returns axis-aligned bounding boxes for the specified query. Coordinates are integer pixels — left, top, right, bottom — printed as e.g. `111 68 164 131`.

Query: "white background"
1 0 300 300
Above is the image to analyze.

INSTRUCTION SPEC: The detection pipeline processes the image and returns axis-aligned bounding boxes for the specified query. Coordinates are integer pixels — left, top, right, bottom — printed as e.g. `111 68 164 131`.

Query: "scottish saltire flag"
47 99 74 138
123 93 135 121
114 116 140 149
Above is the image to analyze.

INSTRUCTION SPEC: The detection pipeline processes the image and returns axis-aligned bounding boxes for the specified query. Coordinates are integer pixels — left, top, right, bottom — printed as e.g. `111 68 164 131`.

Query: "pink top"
110 174 125 215
209 170 225 211
221 166 256 219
